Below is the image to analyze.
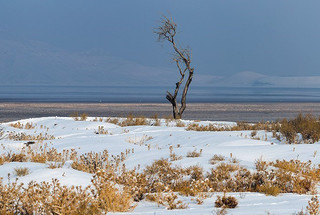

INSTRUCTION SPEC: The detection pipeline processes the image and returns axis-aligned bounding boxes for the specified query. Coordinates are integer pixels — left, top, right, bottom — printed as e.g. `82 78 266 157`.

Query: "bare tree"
155 16 194 119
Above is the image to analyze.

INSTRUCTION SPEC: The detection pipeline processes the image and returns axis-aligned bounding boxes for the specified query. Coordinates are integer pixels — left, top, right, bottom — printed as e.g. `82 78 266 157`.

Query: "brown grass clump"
186 114 320 144
0 176 135 214
215 194 238 209
8 132 55 141
257 184 281 196
151 114 161 126
95 126 109 135
255 158 269 171
186 123 223 131
176 120 186 127
70 112 80 121
10 122 35 129
186 149 202 158
186 121 280 132
71 150 111 174
251 130 257 137
306 196 320 215
69 112 88 121
0 145 76 166
105 117 119 125
170 153 183 161
280 114 320 144
120 114 148 127
92 170 135 212
80 113 88 121
210 154 225 165
14 167 30 176
147 191 188 210
126 135 153 146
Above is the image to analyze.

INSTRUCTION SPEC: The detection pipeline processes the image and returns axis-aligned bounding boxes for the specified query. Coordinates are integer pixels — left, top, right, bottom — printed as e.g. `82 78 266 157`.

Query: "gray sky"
1 0 320 88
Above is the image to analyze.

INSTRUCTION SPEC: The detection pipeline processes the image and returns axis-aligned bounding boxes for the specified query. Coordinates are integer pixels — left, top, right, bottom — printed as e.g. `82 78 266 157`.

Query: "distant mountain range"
212 71 320 88
1 39 320 88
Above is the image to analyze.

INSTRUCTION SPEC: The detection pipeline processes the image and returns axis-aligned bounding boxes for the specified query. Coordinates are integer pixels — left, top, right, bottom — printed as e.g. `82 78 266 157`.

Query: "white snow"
0 117 319 214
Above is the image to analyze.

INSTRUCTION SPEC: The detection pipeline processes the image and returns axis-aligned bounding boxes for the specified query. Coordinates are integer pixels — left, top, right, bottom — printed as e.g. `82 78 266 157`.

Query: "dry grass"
170 153 183 161
95 126 109 135
0 176 135 214
146 191 188 210
80 113 88 121
2 129 320 214
14 167 30 176
126 135 153 146
8 132 55 141
186 121 280 132
0 145 76 166
306 196 320 215
176 120 186 127
280 114 320 144
210 154 225 165
186 149 202 158
186 114 320 145
215 194 238 209
119 114 148 127
257 184 281 196
10 122 35 129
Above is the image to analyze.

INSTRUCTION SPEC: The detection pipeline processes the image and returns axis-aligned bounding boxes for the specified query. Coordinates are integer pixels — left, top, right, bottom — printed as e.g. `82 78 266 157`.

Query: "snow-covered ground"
0 117 318 214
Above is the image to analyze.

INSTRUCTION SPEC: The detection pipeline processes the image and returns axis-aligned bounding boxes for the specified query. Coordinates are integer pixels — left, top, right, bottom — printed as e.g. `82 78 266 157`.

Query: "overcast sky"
0 0 320 88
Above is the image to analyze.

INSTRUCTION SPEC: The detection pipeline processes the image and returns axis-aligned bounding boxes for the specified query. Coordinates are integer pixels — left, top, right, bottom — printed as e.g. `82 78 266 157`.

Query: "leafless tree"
155 16 194 119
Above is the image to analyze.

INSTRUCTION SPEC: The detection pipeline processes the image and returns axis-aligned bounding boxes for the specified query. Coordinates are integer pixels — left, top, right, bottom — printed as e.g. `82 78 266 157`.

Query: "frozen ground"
0 117 318 214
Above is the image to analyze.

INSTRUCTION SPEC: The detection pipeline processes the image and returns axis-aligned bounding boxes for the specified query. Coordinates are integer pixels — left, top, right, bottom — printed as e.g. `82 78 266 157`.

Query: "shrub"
255 158 269 171
96 126 109 135
71 150 111 174
170 153 182 161
306 196 320 215
210 154 225 165
176 120 186 127
151 114 161 126
257 184 281 196
105 118 119 125
147 191 188 210
8 132 55 141
10 122 35 129
186 149 202 158
120 114 148 127
92 171 135 212
0 177 134 214
215 194 238 209
80 113 88 121
70 112 80 121
14 167 30 176
251 130 257 137
280 114 320 144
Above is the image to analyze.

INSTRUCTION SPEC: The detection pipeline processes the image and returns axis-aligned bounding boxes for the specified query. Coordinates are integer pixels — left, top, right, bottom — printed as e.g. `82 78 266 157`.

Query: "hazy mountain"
1 39 320 89
212 71 320 88
0 39 178 86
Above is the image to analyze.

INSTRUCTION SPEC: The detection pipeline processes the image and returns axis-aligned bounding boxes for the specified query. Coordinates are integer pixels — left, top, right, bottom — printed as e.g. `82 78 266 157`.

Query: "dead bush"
306 195 320 215
120 114 148 127
186 149 202 158
170 153 182 161
215 194 238 209
14 167 30 177
280 114 320 144
176 120 186 127
80 113 88 121
257 184 281 196
210 154 225 165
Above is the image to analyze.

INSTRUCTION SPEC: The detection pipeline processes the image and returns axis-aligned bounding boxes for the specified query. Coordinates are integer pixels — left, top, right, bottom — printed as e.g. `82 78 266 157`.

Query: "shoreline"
2 102 320 123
